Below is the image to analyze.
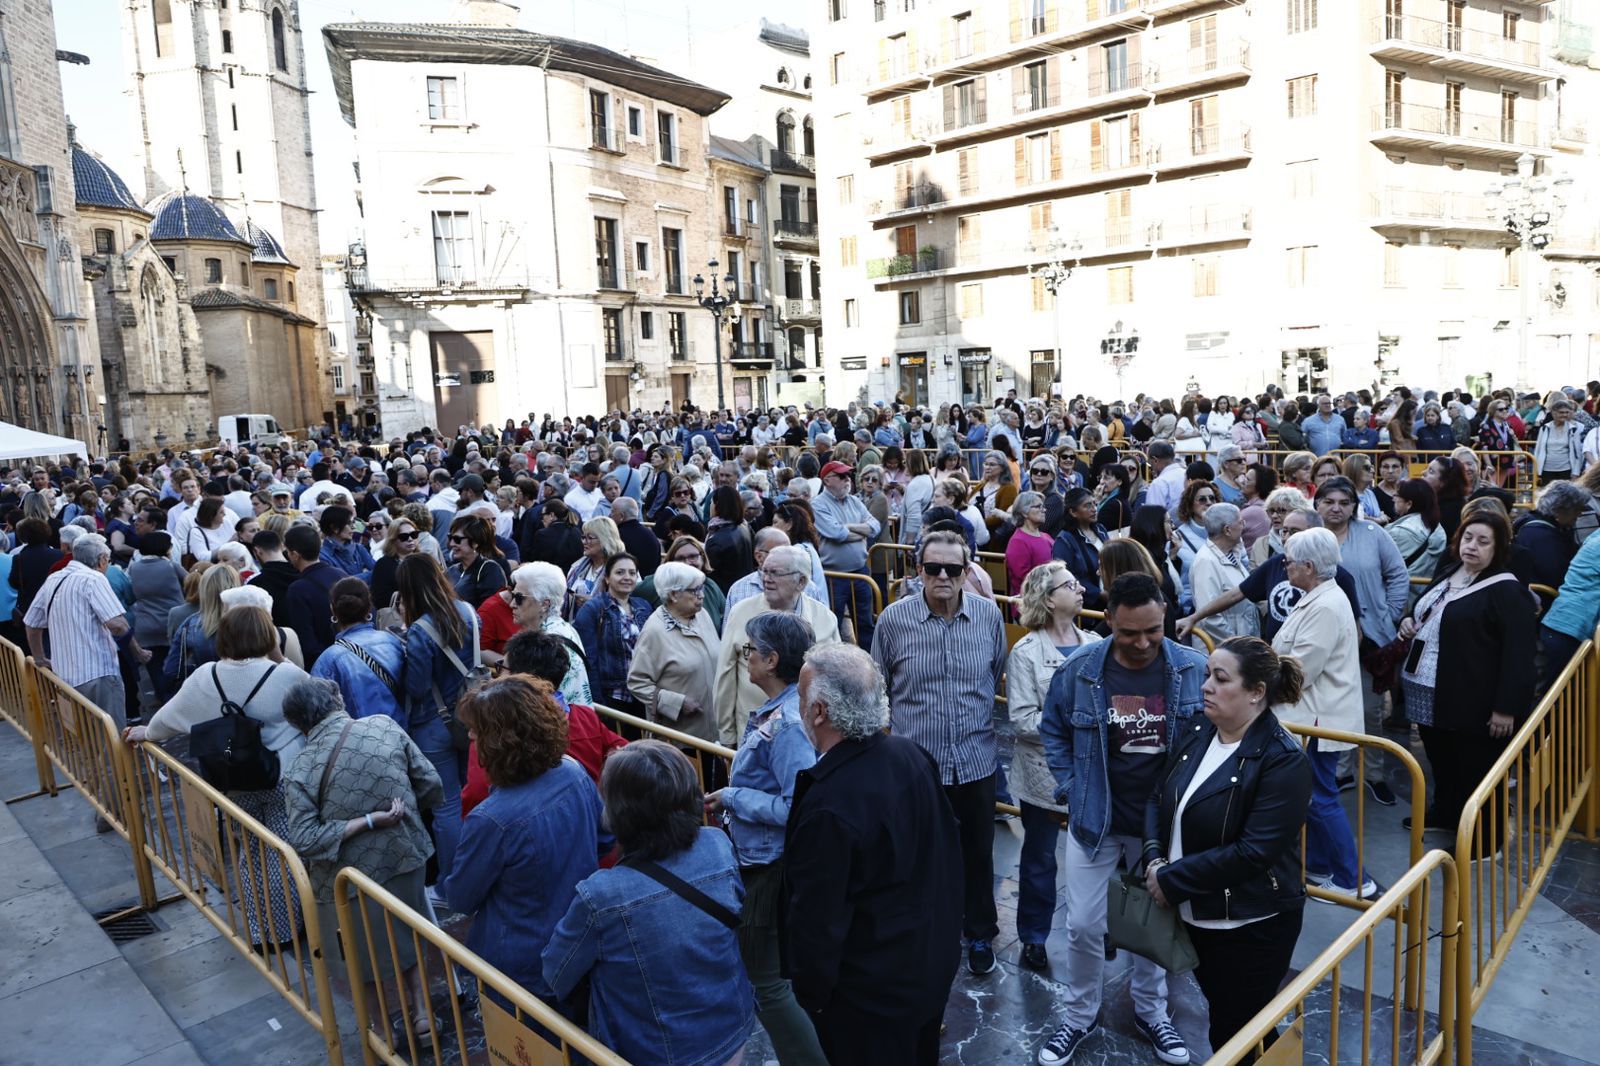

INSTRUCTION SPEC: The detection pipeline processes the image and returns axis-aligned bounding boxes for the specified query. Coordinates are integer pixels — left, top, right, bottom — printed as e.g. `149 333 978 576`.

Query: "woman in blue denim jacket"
705 613 825 1065
544 741 755 1066
572 554 652 711
311 578 406 725
441 677 607 1014
396 554 476 881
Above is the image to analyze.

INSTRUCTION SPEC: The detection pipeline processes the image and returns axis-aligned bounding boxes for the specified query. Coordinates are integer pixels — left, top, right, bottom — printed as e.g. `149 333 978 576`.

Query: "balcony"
867 154 1151 224
1545 229 1600 261
1369 16 1552 83
1152 210 1253 249
863 117 938 164
774 219 819 249
669 342 694 363
1368 187 1503 234
770 149 815 174
1146 41 1252 96
1147 124 1253 174
722 217 752 241
591 123 626 154
782 298 822 322
1369 103 1548 159
657 146 691 171
922 69 1151 151
730 341 775 364
866 248 943 280
347 268 531 297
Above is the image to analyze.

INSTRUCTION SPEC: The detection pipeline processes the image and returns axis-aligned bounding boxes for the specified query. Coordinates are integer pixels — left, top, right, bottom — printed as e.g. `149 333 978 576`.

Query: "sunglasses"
1030 468 1052 477
448 534 468 543
509 592 528 606
395 530 419 542
921 561 965 578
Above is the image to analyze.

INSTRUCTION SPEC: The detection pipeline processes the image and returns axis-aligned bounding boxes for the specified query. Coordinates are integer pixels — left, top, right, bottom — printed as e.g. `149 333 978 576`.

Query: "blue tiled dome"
148 191 249 244
244 219 293 265
71 143 147 215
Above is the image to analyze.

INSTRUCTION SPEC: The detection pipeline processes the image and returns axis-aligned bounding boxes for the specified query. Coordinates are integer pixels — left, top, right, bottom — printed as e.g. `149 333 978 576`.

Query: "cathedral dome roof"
148 191 250 245
71 143 148 216
244 220 293 265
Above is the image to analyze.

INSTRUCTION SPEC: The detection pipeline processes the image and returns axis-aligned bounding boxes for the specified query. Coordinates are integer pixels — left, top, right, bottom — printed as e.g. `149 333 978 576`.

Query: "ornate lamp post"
1485 152 1572 389
1101 321 1140 400
1030 224 1082 393
692 259 740 412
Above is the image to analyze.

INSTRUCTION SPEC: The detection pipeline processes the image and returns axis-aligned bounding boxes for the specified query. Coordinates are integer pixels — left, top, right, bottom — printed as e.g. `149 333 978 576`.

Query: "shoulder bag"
618 854 739 929
1105 869 1198 974
413 612 489 752
335 637 403 704
189 663 282 792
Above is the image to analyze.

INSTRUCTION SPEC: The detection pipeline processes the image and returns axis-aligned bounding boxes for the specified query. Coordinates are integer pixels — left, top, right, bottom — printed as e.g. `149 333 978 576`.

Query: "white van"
217 414 286 448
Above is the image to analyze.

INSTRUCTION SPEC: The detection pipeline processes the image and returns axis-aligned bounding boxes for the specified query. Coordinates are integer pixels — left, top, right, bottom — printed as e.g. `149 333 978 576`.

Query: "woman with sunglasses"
372 516 423 614
1175 481 1219 612
1025 455 1068 537
651 477 701 545
446 514 508 609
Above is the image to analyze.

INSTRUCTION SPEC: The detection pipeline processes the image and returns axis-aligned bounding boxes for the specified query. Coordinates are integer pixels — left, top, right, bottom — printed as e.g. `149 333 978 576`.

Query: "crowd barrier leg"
0 639 57 802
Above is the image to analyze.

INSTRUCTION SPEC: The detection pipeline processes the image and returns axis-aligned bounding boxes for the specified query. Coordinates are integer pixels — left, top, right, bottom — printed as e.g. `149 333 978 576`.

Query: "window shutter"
1128 34 1142 81
1014 137 1027 184
1010 0 1023 42
1047 56 1061 103
1048 129 1062 180
958 148 973 193
943 84 956 130
1045 0 1058 33
940 17 953 64
974 76 987 124
878 38 889 80
1089 120 1104 172
1012 64 1026 102
1129 112 1142 162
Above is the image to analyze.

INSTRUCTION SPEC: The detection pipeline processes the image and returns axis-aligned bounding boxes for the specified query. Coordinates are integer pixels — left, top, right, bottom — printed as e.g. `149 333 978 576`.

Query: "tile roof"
189 286 316 325
71 143 148 215
244 220 293 265
149 192 250 245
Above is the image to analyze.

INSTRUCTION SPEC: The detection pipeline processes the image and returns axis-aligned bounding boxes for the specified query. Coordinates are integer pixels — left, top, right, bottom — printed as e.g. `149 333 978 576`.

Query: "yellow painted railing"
1209 849 1461 1066
334 867 630 1066
0 636 54 801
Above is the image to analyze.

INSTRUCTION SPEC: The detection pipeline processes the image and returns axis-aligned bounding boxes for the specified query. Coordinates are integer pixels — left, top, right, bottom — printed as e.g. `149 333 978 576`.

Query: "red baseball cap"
819 460 854 479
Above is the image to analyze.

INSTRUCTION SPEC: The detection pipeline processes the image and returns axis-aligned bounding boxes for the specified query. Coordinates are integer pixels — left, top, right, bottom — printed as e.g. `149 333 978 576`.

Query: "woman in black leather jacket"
1143 635 1312 1059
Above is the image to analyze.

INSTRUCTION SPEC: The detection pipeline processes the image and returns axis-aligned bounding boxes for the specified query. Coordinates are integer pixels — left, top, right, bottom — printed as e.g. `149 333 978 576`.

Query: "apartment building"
666 19 825 407
322 9 733 433
813 0 1600 406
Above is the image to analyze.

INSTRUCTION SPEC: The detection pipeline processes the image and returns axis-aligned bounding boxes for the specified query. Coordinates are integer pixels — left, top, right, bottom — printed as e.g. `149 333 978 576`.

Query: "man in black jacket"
246 529 300 629
784 644 961 1065
609 497 661 577
281 524 342 666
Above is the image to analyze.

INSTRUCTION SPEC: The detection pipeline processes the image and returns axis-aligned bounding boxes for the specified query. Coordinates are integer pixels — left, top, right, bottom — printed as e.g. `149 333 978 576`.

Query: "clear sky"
54 0 767 252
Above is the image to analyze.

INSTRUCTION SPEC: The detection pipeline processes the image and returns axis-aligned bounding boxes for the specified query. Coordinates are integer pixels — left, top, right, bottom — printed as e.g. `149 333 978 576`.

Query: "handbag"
618 854 740 929
414 613 490 752
1104 869 1199 974
189 663 281 792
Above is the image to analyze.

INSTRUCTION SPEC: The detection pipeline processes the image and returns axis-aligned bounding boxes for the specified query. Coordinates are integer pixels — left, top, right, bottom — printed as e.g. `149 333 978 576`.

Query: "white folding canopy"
0 420 90 462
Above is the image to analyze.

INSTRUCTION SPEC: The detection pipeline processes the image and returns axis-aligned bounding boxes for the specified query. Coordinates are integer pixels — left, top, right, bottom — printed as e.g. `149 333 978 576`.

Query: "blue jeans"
422 748 463 882
1306 739 1362 890
827 567 876 651
1016 802 1063 945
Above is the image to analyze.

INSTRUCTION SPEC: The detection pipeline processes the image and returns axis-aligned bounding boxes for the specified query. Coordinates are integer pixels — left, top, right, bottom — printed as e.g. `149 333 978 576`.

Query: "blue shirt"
722 683 817 866
402 600 477 749
441 757 605 1000
311 623 406 724
1304 413 1346 456
811 489 879 571
319 537 375 582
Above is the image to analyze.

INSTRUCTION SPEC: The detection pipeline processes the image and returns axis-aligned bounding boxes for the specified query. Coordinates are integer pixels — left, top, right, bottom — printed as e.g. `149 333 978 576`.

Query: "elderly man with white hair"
1272 526 1376 901
715 545 841 746
1187 502 1258 640
726 527 830 610
25 533 144 726
784 643 962 1063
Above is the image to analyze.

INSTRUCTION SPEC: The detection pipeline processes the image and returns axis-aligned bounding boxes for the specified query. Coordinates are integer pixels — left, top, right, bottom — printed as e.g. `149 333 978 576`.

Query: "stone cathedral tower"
123 0 330 431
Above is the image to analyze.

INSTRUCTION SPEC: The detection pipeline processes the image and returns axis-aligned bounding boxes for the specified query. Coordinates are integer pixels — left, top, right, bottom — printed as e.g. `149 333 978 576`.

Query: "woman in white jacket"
1271 529 1375 900
900 447 936 546
1005 561 1100 972
1188 503 1259 640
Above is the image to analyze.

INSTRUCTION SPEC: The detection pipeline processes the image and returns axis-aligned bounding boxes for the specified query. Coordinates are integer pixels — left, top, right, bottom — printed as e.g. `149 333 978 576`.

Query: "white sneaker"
1312 873 1380 903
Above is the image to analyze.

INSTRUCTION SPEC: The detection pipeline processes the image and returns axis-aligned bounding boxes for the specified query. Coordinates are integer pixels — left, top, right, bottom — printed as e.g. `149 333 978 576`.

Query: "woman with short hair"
280 678 442 1041
1005 490 1055 599
312 577 407 725
446 513 508 609
1189 502 1258 640
627 562 720 744
543 741 754 1066
441 675 605 1015
566 516 623 619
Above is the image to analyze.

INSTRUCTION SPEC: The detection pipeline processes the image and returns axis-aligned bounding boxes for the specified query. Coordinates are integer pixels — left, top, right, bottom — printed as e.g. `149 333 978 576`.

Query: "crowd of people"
6 376 1597 1065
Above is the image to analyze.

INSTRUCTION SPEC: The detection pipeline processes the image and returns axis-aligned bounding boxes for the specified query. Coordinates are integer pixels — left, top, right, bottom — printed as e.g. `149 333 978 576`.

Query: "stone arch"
775 109 796 154
140 265 168 387
271 7 289 72
802 115 815 156
0 222 58 430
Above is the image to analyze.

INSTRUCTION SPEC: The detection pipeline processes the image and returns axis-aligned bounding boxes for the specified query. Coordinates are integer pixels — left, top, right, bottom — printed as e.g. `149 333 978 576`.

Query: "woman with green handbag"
1143 635 1312 1060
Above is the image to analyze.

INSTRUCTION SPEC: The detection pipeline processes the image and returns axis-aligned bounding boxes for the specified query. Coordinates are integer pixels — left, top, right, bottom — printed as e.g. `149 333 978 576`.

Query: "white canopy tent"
0 421 90 462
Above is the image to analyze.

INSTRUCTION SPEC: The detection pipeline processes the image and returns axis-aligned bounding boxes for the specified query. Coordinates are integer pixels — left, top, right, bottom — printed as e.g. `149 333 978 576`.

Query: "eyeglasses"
921 561 965 578
1193 494 1217 504
739 642 759 660
1050 579 1081 596
580 533 598 542
672 489 691 497
675 585 706 597
761 569 801 581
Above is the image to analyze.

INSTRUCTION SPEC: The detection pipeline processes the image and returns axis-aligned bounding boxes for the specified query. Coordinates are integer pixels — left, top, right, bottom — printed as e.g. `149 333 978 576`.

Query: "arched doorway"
0 223 59 431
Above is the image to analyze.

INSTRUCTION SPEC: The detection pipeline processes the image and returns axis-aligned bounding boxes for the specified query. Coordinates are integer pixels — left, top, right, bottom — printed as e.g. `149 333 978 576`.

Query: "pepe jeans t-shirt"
1101 651 1171 836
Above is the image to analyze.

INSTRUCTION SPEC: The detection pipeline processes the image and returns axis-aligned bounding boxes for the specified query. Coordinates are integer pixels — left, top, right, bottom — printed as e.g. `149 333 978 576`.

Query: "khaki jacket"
713 595 840 746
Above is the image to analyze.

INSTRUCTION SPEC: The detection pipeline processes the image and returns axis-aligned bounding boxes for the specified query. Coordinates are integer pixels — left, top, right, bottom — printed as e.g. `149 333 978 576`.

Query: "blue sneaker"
967 938 996 975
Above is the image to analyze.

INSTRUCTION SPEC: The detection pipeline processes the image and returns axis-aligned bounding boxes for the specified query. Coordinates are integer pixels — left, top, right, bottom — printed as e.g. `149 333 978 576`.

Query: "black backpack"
189 664 281 792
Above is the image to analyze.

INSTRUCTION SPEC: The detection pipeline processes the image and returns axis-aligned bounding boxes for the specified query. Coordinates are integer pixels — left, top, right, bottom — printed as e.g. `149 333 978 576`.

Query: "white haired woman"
220 585 305 668
627 561 721 746
1189 502 1259 640
1250 487 1312 567
1272 528 1375 901
493 562 591 704
1006 561 1099 972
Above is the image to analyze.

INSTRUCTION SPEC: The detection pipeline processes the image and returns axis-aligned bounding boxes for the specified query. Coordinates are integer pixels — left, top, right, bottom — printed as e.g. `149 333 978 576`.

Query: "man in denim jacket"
1035 572 1206 1066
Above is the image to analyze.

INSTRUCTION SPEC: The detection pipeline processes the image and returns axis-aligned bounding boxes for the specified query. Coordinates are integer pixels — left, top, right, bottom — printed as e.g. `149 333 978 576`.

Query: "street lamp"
1030 224 1082 394
1100 321 1140 400
1485 152 1573 390
692 259 740 412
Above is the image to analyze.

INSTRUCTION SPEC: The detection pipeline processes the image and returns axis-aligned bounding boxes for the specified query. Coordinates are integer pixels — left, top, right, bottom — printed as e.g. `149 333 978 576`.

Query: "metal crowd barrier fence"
334 867 630 1066
1454 625 1599 1026
821 569 885 639
591 701 735 818
27 658 160 914
0 637 54 802
127 739 342 1061
1209 849 1462 1066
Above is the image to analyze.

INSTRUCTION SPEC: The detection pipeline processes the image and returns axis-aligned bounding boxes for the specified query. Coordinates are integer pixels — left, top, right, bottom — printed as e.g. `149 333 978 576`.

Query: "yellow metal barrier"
1210 849 1461 1066
822 569 885 644
334 867 630 1066
1455 627 1598 1024
869 541 916 586
978 550 1008 596
0 638 55 801
28 658 159 913
591 701 735 818
127 740 341 1061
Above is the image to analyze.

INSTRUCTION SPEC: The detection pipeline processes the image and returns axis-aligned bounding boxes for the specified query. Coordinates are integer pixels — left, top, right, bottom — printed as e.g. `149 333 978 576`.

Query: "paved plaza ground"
4 719 1599 1065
